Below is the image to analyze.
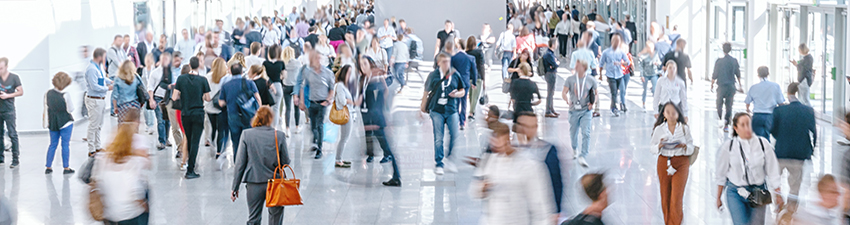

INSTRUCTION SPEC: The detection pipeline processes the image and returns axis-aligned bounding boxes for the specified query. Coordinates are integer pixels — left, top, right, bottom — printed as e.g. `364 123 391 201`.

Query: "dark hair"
652 102 687 133
268 44 281 59
488 105 500 117
757 66 769 78
445 20 452 24
336 65 351 83
93 48 106 59
722 42 732 54
114 35 122 41
787 82 799 95
845 112 850 123
466 36 477 51
731 112 751 137
230 63 243 75
548 37 558 47
181 64 192 74
250 42 262 55
189 57 200 70
581 173 606 201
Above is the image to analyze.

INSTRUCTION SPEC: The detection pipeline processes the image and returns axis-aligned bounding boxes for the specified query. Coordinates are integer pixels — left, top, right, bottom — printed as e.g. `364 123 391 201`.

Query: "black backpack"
288 38 303 58
408 40 419 59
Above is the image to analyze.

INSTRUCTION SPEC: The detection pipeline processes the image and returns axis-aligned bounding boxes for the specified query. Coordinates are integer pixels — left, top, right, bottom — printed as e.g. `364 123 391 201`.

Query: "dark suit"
770 100 816 197
136 42 154 66
232 126 289 225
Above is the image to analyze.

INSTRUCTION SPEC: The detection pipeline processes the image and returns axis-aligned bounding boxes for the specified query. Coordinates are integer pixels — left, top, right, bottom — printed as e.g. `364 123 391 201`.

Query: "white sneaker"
146 127 154 135
578 157 588 167
573 150 578 159
434 167 445 175
180 163 188 171
294 126 301 134
284 129 290 138
444 161 458 173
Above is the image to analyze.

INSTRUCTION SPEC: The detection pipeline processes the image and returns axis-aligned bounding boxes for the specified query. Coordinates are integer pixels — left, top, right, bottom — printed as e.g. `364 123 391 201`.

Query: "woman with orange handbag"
333 65 355 168
231 106 290 225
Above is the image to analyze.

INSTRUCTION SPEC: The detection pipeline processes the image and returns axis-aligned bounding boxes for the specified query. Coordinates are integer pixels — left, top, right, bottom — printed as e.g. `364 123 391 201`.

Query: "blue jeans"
154 97 170 145
620 74 630 105
0 111 19 163
393 63 407 87
308 103 327 151
725 180 767 225
751 113 773 140
501 51 514 80
384 46 394 72
569 110 592 157
641 75 658 104
228 113 250 159
144 109 155 129
459 88 469 126
46 124 73 168
215 111 230 155
430 112 459 167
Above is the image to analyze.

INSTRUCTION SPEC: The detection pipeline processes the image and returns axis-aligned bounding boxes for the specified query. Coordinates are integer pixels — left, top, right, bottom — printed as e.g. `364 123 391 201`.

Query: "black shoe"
382 179 401 186
380 155 393 163
9 161 18 168
310 146 318 151
184 171 200 179
314 151 323 159
175 151 182 158
63 168 75 174
366 156 374 163
166 142 173 147
592 112 601 117
45 168 53 174
215 153 221 159
621 104 628 112
468 115 475 120
157 143 166 150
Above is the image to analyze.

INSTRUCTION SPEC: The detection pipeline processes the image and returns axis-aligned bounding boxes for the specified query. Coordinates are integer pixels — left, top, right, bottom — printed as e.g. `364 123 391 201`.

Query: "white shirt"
470 152 554 225
262 26 281 47
365 48 388 67
93 148 150 222
714 136 781 189
794 200 841 224
653 76 688 114
495 31 517 52
314 44 336 66
333 82 352 110
649 122 694 156
205 72 229 114
245 55 264 69
176 38 196 64
377 26 395 48
554 20 571 35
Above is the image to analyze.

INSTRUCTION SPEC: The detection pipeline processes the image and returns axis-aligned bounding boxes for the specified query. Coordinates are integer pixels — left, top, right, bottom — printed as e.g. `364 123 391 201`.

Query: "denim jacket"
112 77 140 105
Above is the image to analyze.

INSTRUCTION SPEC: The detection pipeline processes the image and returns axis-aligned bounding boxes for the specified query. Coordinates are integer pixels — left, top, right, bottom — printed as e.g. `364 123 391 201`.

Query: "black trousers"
545 72 557 114
0 112 19 163
607 77 624 110
716 85 736 126
557 34 570 56
182 113 204 173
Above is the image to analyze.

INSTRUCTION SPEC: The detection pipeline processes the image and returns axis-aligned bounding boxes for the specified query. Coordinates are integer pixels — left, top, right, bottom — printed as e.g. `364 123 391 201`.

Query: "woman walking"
112 61 144 123
649 102 693 225
509 63 541 122
281 47 302 137
263 44 285 129
206 58 230 159
248 65 275 107
43 72 75 174
715 113 782 225
333 65 355 168
653 61 688 121
231 106 289 225
638 40 658 109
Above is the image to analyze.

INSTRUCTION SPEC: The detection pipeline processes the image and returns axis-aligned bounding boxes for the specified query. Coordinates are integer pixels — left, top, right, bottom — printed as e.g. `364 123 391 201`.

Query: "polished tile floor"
3 63 842 224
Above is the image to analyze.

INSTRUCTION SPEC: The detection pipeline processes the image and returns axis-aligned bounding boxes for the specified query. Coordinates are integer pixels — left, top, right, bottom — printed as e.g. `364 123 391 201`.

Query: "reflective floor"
4 62 842 224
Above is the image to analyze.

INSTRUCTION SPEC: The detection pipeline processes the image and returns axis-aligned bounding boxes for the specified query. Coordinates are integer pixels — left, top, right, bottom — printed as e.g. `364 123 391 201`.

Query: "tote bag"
266 131 303 207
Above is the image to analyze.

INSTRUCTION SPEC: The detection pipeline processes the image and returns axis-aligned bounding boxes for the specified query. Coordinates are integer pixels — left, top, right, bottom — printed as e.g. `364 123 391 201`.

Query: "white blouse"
93 147 151 222
649 122 694 156
653 76 688 114
714 136 781 189
470 152 554 225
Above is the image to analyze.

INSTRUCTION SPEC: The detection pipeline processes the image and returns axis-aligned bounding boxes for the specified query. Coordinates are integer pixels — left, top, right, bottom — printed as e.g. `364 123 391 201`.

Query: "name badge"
437 98 448 105
360 108 369 113
572 101 582 109
97 77 105 86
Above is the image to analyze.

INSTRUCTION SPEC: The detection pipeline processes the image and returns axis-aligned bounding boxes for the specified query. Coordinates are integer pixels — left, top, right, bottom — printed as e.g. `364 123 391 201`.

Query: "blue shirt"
85 60 113 97
569 48 599 75
745 80 785 113
599 48 630 79
451 52 478 87
424 69 467 115
542 49 559 73
219 74 259 115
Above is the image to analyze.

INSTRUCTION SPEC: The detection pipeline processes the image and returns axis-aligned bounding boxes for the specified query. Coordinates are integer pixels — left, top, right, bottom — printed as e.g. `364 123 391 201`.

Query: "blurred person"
653 61 688 121
514 111 564 217
791 174 842 224
390 34 410 93
562 173 608 225
465 36 486 118
247 65 274 107
123 35 141 69
136 32 155 69
244 21 263 51
205 58 230 159
562 59 596 167
333 43 356 75
43 72 75 174
281 47 303 136
106 35 127 78
715 113 782 225
152 34 171 65
228 52 247 70
791 43 814 106
147 52 174 150
262 17 281 51
770 82 816 204
214 19 232 46
744 66 785 139
555 13 572 57
315 35 337 68
358 56 401 187
263 45 285 129
446 40 478 129
333 65 355 168
230 106 289 225
839 113 850 222
510 63 541 121
599 34 629 116
194 26 206 44
364 36 388 73
541 38 560 118
219 63 262 160
649 102 694 225
176 29 196 65
85 49 113 157
495 23 517 80
112 61 146 123
469 122 554 224
245 42 264 69
422 53 467 175
140 54 157 134
710 42 742 132
232 18 246 53
172 57 211 179
300 50 335 159
638 40 659 109
516 27 536 62
282 29 305 59
377 19 396 60
404 28 424 61
661 39 692 86
434 20 459 58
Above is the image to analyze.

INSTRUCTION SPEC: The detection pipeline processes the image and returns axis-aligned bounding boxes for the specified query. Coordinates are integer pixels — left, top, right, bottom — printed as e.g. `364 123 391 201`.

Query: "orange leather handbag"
265 131 303 207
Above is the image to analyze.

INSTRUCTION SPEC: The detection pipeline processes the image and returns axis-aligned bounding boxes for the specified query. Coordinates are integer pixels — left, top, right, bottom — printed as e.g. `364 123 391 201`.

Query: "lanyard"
441 72 453 97
574 75 587 100
91 61 103 78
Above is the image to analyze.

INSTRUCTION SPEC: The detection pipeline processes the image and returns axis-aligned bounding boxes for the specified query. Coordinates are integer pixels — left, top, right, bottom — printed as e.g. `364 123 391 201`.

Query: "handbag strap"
272 129 283 179
736 138 766 187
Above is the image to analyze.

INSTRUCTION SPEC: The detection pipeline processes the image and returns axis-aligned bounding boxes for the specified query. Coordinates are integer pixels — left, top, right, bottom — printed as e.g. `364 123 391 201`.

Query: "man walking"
710 42 742 132
514 112 564 213
176 29 195 65
542 38 560 118
0 58 23 168
423 53 467 175
446 40 478 129
147 52 174 150
300 51 335 159
662 39 693 86
85 49 113 156
495 23 516 80
771 82 816 205
562 59 596 167
598 34 629 116
219 63 262 159
173 57 211 179
744 66 785 139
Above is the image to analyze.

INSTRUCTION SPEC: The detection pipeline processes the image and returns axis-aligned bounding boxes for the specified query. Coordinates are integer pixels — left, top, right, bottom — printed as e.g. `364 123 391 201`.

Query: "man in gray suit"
231 113 290 225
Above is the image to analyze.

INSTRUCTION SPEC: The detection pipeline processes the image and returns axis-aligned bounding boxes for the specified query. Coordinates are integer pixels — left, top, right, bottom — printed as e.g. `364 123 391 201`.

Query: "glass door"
807 11 835 116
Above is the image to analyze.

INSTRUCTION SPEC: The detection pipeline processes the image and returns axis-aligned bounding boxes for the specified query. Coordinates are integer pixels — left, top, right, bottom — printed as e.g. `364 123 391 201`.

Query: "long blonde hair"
281 47 295 62
228 52 246 68
107 108 139 164
118 60 136 84
210 58 227 84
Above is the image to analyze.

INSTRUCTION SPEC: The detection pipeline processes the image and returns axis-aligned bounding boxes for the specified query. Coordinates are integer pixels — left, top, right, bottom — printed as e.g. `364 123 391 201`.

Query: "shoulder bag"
683 125 701 165
266 131 303 207
135 76 154 110
329 85 350 125
736 138 773 207
236 79 259 125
